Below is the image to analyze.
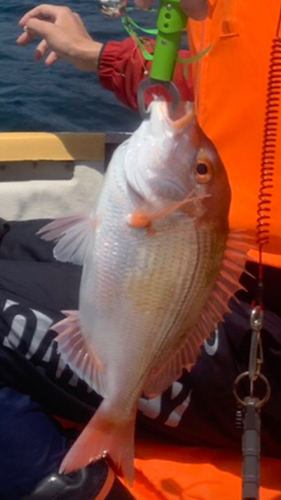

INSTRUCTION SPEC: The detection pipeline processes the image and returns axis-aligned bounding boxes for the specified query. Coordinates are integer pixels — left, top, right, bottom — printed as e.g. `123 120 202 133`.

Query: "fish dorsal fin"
37 213 96 265
144 230 253 398
52 310 106 397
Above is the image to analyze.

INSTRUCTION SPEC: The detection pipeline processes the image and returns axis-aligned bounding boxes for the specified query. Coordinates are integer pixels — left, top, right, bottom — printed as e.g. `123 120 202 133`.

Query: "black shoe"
22 460 135 500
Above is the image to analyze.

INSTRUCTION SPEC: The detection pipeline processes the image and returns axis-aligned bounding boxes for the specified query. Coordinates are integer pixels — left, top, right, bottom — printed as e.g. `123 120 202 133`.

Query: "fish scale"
139 227 226 375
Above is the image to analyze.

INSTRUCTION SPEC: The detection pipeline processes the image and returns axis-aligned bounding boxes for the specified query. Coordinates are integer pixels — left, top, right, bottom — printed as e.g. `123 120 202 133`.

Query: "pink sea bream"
38 101 250 483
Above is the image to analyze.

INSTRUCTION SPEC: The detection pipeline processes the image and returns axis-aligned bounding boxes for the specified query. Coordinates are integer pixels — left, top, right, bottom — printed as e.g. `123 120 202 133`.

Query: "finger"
134 0 154 10
180 0 208 19
19 4 61 27
16 29 36 46
24 18 53 39
35 39 49 60
45 51 58 66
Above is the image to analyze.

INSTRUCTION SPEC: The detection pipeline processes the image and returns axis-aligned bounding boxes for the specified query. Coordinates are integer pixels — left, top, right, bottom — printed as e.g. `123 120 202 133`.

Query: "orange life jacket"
188 0 281 268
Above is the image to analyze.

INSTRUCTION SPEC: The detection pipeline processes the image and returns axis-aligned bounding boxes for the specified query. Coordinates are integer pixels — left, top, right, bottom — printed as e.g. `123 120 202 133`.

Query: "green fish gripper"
150 0 188 82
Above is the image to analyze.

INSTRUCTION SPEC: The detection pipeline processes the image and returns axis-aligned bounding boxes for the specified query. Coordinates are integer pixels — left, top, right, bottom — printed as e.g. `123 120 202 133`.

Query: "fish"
38 100 250 484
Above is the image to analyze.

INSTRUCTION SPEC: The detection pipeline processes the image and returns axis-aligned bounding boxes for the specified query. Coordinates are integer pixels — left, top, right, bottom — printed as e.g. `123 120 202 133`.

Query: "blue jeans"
0 383 68 500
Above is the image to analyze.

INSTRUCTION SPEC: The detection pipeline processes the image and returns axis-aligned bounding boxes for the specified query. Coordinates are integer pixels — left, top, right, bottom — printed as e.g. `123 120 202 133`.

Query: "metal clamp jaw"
138 0 187 118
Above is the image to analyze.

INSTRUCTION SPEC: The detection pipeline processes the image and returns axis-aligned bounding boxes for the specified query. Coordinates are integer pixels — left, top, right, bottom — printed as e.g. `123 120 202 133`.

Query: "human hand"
17 5 103 72
135 0 208 20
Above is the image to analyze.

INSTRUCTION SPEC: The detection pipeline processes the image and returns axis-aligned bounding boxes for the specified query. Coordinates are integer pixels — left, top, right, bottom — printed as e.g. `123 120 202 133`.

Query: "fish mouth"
157 100 195 131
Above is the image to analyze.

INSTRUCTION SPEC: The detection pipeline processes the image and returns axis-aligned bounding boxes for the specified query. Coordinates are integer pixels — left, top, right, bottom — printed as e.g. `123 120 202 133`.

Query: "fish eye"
194 160 213 184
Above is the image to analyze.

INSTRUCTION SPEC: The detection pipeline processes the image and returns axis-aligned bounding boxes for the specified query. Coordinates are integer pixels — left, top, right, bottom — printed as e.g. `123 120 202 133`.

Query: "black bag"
0 219 280 457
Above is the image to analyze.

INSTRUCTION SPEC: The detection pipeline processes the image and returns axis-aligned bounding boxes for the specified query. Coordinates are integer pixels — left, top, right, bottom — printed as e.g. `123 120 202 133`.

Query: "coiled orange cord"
256 8 281 298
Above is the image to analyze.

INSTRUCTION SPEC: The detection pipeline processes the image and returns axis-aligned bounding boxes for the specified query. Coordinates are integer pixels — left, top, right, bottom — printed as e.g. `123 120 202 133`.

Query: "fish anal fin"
37 213 96 265
143 337 201 399
52 311 105 396
59 400 135 486
144 229 252 398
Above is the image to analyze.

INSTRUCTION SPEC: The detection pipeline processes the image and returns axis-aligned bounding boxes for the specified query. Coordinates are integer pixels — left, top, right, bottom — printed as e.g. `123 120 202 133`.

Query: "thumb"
25 18 53 39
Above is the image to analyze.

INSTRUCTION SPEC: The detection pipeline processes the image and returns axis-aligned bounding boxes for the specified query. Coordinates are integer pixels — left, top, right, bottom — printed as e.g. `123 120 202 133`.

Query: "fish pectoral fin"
37 212 96 265
52 310 105 397
126 197 191 228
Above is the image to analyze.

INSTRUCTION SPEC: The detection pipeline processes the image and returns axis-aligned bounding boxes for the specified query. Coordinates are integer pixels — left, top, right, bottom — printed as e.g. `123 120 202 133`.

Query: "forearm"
98 38 194 110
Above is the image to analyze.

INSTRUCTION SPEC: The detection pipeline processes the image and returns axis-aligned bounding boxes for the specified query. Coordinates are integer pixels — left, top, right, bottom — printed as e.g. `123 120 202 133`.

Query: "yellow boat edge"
0 132 106 162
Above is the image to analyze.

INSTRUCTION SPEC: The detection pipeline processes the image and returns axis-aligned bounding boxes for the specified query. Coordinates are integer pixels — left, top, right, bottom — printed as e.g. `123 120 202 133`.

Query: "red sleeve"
98 38 194 110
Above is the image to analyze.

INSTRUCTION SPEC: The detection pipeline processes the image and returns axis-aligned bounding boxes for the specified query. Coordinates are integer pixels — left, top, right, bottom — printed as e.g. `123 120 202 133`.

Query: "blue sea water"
0 1 156 132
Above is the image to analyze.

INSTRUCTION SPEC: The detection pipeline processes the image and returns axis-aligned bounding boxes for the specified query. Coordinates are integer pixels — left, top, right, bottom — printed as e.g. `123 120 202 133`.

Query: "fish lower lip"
168 102 194 123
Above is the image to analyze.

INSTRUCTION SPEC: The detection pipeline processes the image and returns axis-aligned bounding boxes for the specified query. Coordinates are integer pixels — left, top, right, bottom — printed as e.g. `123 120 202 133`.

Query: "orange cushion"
127 438 281 499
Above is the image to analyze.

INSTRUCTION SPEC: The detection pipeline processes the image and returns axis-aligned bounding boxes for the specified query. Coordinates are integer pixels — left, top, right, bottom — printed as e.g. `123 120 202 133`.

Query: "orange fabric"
127 438 281 499
188 1 281 267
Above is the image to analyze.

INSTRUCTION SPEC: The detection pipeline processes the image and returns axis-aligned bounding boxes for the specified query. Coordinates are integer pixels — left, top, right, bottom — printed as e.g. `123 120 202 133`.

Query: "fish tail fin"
59 401 135 485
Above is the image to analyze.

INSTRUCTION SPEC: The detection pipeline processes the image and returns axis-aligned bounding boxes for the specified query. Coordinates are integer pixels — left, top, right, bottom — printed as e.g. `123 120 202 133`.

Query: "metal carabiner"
233 304 270 500
249 305 264 382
